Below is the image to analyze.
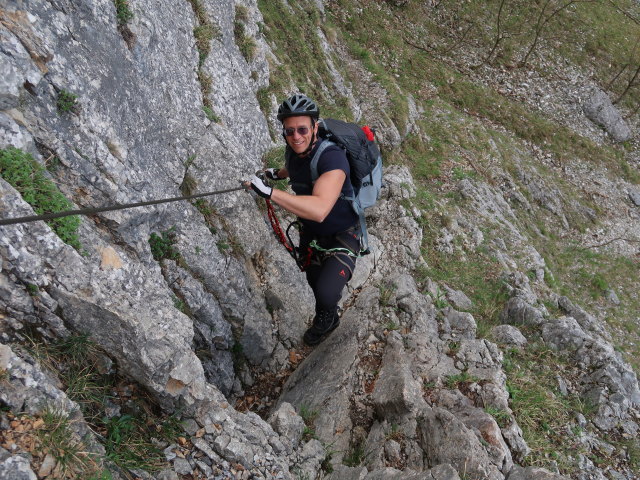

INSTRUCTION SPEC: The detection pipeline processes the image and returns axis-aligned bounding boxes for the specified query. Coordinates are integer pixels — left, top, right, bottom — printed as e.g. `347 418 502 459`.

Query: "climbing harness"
308 239 359 258
0 186 245 227
306 228 359 278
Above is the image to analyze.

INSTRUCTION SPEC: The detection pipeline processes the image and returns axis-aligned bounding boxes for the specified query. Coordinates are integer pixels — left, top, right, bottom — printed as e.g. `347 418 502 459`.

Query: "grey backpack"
310 118 384 255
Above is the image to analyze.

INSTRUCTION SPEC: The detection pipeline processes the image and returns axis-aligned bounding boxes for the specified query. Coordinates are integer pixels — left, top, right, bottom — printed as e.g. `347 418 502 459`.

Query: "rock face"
1 1 639 480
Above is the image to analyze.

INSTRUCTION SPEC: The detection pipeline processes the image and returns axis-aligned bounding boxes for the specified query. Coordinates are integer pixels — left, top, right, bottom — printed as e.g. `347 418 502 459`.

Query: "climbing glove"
248 175 273 199
264 168 284 180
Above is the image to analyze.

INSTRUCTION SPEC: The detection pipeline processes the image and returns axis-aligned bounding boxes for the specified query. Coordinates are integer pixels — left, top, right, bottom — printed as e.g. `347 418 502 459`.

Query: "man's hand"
264 168 283 180
244 175 273 199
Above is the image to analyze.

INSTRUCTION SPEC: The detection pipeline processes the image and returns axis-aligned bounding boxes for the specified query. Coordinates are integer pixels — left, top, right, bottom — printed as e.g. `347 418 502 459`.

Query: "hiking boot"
303 309 340 346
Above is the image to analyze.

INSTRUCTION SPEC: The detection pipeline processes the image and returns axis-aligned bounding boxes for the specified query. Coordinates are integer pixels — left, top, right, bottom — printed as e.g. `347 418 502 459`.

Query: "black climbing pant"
302 226 360 313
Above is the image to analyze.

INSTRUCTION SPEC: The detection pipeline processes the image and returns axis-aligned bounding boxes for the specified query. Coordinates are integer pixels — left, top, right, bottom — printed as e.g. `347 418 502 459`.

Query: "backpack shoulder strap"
309 139 337 183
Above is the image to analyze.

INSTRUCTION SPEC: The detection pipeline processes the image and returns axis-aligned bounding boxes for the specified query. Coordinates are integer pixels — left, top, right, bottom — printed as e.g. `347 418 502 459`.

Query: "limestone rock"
443 285 474 311
372 331 428 417
418 406 504 480
0 454 37 480
441 307 477 341
583 89 632 142
507 465 569 480
490 325 527 348
268 402 305 453
500 297 545 327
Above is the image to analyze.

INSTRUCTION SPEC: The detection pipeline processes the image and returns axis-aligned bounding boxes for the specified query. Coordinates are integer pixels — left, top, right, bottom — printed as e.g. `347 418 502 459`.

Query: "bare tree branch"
474 0 509 68
520 0 595 66
613 63 640 104
582 236 640 249
606 63 629 91
606 0 640 26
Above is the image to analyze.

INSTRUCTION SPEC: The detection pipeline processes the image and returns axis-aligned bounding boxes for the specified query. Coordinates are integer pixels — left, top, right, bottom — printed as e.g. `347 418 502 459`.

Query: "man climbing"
244 94 360 346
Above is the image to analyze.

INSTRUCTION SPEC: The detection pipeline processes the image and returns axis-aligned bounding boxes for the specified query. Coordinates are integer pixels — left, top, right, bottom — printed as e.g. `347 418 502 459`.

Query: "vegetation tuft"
113 0 133 25
149 226 180 262
0 147 81 250
36 406 103 477
378 280 397 307
444 371 480 389
188 0 218 109
202 105 220 122
298 404 320 441
504 343 597 473
56 89 80 114
342 440 367 467
20 334 185 476
235 5 257 61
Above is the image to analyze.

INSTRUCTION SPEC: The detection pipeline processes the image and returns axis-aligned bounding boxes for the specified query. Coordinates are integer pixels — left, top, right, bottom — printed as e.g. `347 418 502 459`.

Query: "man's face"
283 116 317 155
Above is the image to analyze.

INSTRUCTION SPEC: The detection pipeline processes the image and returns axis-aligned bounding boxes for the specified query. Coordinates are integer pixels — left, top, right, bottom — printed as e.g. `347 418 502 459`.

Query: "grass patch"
504 343 593 473
197 70 213 108
429 287 449 309
415 223 508 337
0 147 81 250
444 371 480 389
342 440 367 467
298 404 319 442
383 320 400 331
194 24 219 68
433 70 625 172
103 414 164 471
541 244 637 302
484 406 511 428
188 0 217 108
299 404 319 425
533 242 640 372
626 438 640 471
36 406 103 477
257 0 351 121
25 334 112 422
325 0 635 180
378 280 397 307
21 334 185 475
325 0 408 129
234 6 257 61
263 146 286 170
202 105 220 122
392 0 640 114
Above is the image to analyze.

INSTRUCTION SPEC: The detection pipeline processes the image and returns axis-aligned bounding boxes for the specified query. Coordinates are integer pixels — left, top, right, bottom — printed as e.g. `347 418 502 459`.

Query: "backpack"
288 118 383 255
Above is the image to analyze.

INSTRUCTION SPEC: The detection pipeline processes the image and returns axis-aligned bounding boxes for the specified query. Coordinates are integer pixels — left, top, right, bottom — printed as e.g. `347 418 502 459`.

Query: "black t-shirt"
287 140 358 236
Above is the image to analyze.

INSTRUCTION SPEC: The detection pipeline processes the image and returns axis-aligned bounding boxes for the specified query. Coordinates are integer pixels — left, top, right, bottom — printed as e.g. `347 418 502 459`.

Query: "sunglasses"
283 126 312 137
